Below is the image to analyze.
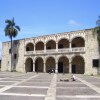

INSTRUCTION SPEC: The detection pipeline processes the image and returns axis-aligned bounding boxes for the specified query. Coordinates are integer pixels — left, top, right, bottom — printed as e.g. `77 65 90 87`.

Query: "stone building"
1 28 100 75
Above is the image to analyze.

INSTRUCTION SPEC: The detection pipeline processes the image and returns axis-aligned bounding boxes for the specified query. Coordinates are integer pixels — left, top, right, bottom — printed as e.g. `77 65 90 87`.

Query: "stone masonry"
1 28 99 75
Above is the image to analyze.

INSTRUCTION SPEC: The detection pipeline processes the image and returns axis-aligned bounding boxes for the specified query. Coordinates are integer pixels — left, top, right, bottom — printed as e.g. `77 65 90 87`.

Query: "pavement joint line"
25 82 50 83
15 86 49 88
0 81 18 82
0 85 8 86
44 74 57 100
0 93 45 97
57 83 83 84
0 74 40 93
56 87 88 89
76 76 100 94
57 95 100 98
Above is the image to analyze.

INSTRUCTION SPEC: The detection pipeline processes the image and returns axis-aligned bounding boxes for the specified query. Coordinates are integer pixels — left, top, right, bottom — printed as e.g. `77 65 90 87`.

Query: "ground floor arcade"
25 55 85 74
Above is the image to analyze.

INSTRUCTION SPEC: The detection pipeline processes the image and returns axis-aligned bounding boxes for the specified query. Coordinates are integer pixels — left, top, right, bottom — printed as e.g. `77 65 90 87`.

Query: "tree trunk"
11 36 13 72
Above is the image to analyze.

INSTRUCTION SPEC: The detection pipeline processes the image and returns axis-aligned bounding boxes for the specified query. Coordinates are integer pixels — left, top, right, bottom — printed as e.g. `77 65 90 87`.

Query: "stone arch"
25 58 33 72
46 40 56 49
71 36 85 47
35 41 44 50
35 57 44 72
46 57 55 72
26 43 34 51
71 55 85 74
58 38 69 48
58 56 69 73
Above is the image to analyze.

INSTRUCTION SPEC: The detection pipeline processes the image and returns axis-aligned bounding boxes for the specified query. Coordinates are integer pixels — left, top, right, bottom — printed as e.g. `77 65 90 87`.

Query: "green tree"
4 18 20 71
94 16 100 45
93 16 100 74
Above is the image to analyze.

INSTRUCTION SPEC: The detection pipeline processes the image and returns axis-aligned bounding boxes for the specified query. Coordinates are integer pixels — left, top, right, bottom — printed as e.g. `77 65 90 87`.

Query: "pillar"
56 42 58 51
69 60 72 73
33 63 35 72
43 63 46 72
55 62 58 73
69 41 71 48
44 43 46 53
34 45 36 53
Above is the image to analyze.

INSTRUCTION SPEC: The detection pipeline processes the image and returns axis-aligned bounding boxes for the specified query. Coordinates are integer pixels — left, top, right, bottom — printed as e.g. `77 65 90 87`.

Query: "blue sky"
0 0 100 58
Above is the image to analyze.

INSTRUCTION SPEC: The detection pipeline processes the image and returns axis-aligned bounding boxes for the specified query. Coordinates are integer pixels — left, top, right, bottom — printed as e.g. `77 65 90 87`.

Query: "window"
14 54 17 59
26 47 29 51
9 49 11 54
58 44 63 48
47 47 51 49
72 44 76 47
93 59 99 67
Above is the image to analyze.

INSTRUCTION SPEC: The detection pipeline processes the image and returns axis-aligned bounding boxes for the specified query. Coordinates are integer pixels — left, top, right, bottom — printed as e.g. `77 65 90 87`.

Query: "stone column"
55 62 58 73
43 63 46 72
33 63 35 72
56 42 58 51
69 41 72 52
69 60 72 73
34 45 36 53
69 41 71 49
44 43 46 53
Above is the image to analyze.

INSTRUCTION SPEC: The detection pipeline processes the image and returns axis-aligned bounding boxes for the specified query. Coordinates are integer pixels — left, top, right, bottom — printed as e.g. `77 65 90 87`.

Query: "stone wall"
1 29 99 75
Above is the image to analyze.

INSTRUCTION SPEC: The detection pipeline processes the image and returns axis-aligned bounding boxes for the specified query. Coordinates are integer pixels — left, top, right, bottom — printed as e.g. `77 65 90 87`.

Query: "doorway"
25 58 33 72
58 62 63 73
72 65 76 73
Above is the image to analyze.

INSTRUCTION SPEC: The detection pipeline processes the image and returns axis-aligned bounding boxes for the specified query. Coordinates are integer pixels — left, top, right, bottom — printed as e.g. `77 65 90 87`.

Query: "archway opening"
72 56 85 74
58 39 69 49
71 37 85 48
46 40 56 49
46 57 55 72
36 42 44 50
26 43 34 51
35 58 43 72
25 58 33 72
58 56 69 73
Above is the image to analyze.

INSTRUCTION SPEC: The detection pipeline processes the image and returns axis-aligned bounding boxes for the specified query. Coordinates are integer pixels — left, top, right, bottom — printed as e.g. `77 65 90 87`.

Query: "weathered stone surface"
1 29 99 75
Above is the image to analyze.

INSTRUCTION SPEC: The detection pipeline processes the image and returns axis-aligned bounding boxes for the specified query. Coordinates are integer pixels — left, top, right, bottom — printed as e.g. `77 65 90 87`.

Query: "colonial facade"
1 29 100 75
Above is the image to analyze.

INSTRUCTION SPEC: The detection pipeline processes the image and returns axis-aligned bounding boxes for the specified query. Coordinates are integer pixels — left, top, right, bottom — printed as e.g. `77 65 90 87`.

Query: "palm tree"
4 18 20 71
93 16 100 74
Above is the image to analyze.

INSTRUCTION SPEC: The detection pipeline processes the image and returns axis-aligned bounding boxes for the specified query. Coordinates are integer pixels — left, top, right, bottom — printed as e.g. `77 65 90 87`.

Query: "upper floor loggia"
25 36 85 55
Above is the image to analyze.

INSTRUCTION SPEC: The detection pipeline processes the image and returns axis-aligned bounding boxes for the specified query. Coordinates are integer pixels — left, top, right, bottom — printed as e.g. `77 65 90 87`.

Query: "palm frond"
15 25 20 31
96 20 100 26
13 29 18 37
4 18 20 39
5 24 11 30
5 20 12 24
12 17 15 26
92 27 98 37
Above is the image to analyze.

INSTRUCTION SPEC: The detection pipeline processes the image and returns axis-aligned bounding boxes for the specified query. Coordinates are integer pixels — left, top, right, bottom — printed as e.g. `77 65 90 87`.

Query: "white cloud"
68 19 81 26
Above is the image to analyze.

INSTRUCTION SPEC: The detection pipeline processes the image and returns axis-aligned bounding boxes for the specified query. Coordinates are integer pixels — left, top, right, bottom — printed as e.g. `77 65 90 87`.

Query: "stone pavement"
0 72 100 100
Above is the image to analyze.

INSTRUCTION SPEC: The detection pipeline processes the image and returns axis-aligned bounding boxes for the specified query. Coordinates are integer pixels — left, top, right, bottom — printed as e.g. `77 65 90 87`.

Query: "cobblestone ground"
0 72 100 100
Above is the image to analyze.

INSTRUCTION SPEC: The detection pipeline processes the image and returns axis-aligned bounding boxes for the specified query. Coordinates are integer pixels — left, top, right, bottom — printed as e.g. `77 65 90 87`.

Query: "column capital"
69 62 72 64
55 62 58 64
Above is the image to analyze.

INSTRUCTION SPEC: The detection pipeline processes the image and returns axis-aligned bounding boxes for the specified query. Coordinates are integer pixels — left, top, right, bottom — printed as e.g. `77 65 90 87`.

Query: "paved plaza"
0 72 99 100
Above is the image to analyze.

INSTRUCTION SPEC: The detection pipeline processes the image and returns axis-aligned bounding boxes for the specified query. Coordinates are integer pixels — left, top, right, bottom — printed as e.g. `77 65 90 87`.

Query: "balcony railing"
25 47 85 55
71 47 85 52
